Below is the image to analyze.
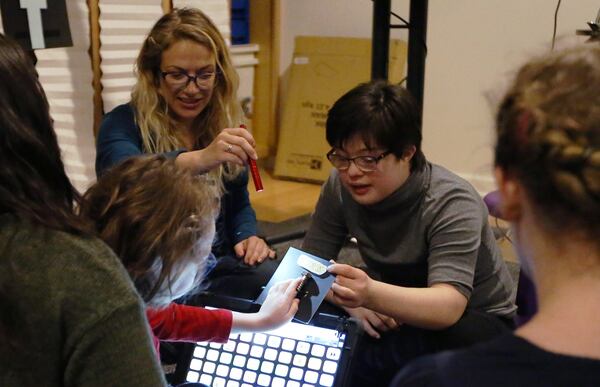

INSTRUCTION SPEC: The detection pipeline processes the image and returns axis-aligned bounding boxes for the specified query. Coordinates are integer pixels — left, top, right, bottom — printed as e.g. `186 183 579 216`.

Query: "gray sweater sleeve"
424 184 485 299
302 172 349 261
64 302 166 387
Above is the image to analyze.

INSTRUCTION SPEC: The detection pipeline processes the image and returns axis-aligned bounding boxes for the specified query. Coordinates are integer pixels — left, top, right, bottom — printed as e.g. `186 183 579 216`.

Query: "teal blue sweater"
96 103 257 257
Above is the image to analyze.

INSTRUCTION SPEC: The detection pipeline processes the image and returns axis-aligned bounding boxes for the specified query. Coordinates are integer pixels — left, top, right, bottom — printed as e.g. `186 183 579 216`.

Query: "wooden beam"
87 0 102 137
249 0 280 159
270 0 281 157
162 0 172 13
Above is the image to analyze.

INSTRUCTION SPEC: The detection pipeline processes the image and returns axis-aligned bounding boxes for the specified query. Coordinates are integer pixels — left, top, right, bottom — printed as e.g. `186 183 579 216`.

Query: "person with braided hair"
392 45 600 386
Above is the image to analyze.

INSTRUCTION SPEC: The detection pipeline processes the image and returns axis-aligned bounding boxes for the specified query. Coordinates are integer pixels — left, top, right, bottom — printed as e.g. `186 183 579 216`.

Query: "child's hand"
255 278 302 331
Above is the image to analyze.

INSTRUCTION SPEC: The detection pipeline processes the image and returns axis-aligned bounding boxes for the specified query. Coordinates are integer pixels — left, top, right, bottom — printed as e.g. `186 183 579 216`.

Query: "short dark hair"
0 33 87 234
326 80 426 172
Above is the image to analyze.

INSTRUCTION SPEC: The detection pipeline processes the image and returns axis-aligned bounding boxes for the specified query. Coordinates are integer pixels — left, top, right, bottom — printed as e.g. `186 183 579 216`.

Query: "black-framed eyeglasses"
326 149 391 172
160 70 217 90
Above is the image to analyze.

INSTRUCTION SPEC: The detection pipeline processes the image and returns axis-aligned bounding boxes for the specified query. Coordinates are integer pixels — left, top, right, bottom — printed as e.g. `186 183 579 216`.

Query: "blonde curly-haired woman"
96 8 276 300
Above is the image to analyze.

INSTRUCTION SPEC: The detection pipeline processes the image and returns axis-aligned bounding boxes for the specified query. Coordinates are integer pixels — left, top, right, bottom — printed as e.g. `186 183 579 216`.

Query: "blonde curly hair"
132 7 244 186
495 45 600 246
81 155 220 305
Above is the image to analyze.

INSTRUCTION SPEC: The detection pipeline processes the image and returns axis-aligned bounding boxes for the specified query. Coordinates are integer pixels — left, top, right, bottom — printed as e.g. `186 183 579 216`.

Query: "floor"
248 168 322 223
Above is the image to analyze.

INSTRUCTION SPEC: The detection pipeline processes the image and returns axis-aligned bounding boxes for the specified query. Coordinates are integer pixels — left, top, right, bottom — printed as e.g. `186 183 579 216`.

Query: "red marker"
240 124 264 192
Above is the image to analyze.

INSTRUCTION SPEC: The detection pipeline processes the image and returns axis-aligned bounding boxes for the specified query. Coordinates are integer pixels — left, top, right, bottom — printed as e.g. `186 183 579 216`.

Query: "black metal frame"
371 0 391 80
371 0 429 121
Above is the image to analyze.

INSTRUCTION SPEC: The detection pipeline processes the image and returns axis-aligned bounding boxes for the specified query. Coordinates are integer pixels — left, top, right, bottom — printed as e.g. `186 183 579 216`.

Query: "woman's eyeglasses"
161 70 217 90
326 149 391 172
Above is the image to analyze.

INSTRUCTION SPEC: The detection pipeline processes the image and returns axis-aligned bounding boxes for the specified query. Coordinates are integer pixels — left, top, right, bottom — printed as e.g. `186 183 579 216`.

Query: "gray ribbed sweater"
303 163 516 317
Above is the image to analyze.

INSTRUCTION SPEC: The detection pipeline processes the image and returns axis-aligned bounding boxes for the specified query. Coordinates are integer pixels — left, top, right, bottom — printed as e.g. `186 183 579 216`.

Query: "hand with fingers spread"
234 236 276 266
327 263 373 308
344 306 400 339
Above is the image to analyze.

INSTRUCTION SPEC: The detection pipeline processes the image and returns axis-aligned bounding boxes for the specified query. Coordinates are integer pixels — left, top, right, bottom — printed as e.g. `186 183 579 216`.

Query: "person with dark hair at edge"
302 80 516 386
0 33 166 386
96 7 276 301
392 45 600 386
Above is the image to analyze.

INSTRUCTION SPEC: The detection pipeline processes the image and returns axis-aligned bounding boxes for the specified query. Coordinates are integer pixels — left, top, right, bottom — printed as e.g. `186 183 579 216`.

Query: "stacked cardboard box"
274 36 408 183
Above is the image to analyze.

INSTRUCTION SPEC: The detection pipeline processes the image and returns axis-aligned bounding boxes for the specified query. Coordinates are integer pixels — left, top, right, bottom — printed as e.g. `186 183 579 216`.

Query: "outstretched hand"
255 278 302 331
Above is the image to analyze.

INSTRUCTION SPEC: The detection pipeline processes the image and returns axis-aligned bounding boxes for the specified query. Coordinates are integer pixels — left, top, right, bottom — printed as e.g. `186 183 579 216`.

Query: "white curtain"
98 0 163 112
0 0 96 191
0 2 97 193
38 0 96 192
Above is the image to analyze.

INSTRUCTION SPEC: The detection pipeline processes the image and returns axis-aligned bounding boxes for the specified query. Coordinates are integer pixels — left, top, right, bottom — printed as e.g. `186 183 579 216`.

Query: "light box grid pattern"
185 321 345 387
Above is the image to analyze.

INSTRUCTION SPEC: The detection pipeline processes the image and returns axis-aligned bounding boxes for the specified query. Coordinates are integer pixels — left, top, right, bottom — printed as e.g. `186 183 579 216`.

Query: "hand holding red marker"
240 124 264 192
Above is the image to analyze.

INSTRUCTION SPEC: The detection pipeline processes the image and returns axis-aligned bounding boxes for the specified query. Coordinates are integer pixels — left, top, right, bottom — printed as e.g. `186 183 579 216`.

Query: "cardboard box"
274 36 408 182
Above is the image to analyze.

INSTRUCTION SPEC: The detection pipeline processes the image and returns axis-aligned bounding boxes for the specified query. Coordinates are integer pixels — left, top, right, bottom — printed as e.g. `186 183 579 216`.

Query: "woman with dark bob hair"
304 80 516 386
0 33 166 386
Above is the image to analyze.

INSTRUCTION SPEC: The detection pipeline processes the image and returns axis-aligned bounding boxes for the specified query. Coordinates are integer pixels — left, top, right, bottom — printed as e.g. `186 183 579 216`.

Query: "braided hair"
495 45 600 245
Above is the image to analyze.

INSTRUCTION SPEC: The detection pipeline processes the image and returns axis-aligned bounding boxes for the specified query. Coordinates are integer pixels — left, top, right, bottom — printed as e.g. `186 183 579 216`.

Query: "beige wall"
278 0 409 107
279 0 410 72
279 0 598 193
423 0 597 193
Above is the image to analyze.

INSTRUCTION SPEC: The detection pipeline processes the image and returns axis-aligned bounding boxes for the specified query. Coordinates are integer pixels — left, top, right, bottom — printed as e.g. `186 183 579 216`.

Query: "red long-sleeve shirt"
146 303 233 355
